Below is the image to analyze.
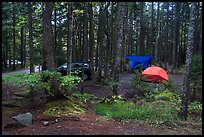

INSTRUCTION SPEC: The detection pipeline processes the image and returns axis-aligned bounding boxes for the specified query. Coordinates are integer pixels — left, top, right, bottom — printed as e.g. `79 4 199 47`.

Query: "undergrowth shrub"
72 92 95 104
2 70 82 100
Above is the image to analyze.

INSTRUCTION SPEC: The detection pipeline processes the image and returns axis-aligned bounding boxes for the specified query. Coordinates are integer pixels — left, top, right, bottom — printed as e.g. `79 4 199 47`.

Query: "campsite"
2 2 202 135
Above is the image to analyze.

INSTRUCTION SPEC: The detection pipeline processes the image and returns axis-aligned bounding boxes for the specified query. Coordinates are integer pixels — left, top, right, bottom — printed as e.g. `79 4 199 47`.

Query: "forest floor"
2 71 202 135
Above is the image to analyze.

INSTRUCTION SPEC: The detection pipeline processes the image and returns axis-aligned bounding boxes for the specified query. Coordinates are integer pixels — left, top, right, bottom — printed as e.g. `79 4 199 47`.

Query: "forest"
2 2 202 135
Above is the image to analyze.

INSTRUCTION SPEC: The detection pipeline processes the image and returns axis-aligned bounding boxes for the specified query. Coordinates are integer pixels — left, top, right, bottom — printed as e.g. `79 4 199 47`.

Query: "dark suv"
57 62 91 80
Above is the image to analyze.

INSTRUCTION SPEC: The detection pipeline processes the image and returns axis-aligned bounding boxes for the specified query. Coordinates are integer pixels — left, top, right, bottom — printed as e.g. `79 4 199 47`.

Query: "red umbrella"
140 66 169 83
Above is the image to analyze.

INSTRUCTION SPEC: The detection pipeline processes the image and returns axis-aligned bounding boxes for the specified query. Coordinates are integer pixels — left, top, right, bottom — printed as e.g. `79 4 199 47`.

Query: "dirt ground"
2 71 202 135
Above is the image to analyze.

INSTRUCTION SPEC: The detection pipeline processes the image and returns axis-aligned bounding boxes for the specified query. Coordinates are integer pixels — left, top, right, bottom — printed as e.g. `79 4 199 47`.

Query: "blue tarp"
124 56 152 70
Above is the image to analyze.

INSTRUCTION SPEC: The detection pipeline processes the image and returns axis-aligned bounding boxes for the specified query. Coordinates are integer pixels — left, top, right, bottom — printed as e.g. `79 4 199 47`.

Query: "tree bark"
67 2 73 75
112 2 125 95
20 26 24 68
104 3 111 79
180 2 196 120
155 2 160 63
193 3 199 54
54 3 57 68
44 2 55 71
150 2 154 57
28 2 34 73
42 3 47 71
172 2 181 69
198 8 202 54
12 3 16 70
83 3 89 63
139 2 145 56
88 3 97 84
97 4 105 82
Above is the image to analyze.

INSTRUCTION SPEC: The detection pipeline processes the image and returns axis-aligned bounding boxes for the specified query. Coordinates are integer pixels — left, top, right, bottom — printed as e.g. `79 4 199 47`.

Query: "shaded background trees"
2 2 202 71
2 2 202 87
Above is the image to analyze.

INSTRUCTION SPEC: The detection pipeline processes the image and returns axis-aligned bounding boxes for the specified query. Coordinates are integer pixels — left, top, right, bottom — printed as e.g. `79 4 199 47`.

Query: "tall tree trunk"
97 4 105 82
169 2 174 65
12 3 16 70
67 2 73 75
4 25 8 70
20 26 24 68
139 2 145 56
180 2 196 120
193 3 199 54
23 27 26 68
44 2 55 71
83 3 89 63
104 3 111 79
121 3 128 72
54 3 57 68
112 2 125 95
28 2 34 73
155 2 160 63
128 11 134 56
82 3 89 80
150 2 154 56
78 22 82 62
198 8 202 54
110 3 117 76
172 2 180 69
42 3 47 71
44 2 63 99
165 2 170 69
88 3 97 84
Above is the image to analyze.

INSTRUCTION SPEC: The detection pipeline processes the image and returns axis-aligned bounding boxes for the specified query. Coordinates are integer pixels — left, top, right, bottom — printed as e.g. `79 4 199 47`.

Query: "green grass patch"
95 100 179 121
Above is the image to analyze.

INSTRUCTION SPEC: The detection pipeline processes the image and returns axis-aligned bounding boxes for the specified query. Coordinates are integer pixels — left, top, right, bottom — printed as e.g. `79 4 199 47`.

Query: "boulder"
12 112 33 126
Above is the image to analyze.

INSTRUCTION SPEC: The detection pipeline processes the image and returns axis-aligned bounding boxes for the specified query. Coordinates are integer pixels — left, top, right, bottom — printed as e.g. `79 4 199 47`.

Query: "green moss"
43 99 85 117
43 92 95 117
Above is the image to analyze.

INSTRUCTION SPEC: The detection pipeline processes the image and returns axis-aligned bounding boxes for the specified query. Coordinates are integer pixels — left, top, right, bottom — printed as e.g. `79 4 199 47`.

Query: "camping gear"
140 66 169 83
124 56 152 70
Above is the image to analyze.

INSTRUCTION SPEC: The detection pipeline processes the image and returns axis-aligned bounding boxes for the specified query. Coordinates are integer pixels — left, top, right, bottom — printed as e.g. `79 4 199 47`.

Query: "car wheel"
82 73 88 81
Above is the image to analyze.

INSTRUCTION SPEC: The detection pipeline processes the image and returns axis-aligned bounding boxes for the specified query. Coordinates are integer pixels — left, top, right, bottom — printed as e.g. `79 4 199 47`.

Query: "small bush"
190 54 202 102
2 70 82 99
154 90 176 101
131 73 154 96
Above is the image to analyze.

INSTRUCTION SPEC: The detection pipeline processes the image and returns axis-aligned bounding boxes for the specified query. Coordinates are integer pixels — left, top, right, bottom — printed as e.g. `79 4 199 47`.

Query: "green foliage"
188 101 202 111
72 92 95 104
2 70 83 99
188 101 202 123
191 54 202 77
42 70 61 80
2 72 42 89
154 90 176 101
73 9 84 14
131 73 155 94
100 95 124 104
59 75 82 90
105 78 121 91
190 54 202 101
